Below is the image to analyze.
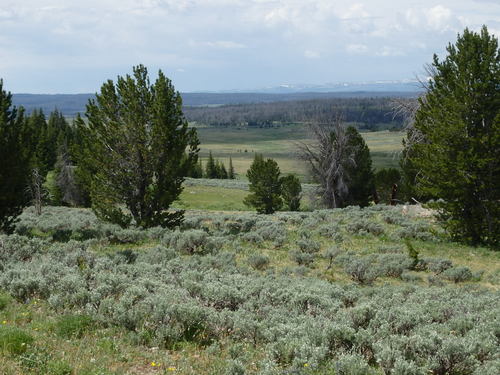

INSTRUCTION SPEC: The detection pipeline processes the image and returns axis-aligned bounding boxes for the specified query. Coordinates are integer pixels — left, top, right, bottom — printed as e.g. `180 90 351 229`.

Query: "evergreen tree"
187 158 203 178
216 161 228 179
244 154 282 214
25 109 49 174
374 168 401 204
406 26 500 247
280 174 302 211
344 126 375 207
205 151 217 178
0 80 31 232
76 65 199 228
228 157 236 179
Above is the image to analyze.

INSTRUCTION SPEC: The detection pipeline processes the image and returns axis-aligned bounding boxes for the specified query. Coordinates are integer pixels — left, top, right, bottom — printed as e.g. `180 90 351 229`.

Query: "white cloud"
203 41 246 49
0 1 499 92
304 50 320 59
346 44 369 54
426 5 453 32
376 46 405 57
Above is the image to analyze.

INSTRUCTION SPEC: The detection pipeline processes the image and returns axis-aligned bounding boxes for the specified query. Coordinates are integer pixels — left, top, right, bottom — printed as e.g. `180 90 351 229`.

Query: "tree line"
187 152 236 179
183 97 408 131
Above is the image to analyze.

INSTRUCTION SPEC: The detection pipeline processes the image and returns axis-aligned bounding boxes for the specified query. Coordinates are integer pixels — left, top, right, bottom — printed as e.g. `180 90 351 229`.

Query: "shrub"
256 223 287 241
334 353 376 375
297 239 321 254
377 254 413 278
343 257 379 285
247 254 270 271
0 326 34 355
168 230 211 255
346 220 384 236
324 247 341 269
241 232 264 244
290 250 315 267
107 228 147 244
54 314 94 338
113 249 138 264
401 272 422 283
422 257 453 274
442 266 473 283
225 359 246 375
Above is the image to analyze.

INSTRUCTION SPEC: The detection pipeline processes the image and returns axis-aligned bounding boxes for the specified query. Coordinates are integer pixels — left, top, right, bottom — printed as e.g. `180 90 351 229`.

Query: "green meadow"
195 125 404 180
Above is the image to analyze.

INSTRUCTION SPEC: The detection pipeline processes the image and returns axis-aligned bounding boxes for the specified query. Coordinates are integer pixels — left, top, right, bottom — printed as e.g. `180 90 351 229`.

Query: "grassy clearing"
196 126 404 179
175 179 317 211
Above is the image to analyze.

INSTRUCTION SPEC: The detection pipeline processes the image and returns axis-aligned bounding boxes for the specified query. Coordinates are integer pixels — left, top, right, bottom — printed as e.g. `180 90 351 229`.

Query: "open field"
174 179 318 211
196 126 403 180
1 206 498 374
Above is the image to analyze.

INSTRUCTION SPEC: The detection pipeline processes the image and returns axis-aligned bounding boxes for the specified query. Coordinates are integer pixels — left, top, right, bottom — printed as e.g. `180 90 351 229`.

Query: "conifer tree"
0 80 31 232
343 126 375 207
76 65 199 228
228 157 236 179
406 26 500 247
205 151 217 178
280 174 302 211
244 154 282 214
217 161 228 179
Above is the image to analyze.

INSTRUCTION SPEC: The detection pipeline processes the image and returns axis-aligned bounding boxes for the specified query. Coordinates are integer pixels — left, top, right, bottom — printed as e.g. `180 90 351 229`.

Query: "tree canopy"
0 80 31 232
76 65 199 228
244 154 283 214
406 26 500 248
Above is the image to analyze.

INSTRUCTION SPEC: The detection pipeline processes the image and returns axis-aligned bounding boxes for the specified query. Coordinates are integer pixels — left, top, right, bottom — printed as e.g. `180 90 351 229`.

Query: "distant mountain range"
12 80 422 117
215 80 424 94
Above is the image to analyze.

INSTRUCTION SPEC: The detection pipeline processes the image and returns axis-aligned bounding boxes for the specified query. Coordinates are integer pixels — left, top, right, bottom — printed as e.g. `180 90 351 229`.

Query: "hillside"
12 92 418 119
1 205 498 374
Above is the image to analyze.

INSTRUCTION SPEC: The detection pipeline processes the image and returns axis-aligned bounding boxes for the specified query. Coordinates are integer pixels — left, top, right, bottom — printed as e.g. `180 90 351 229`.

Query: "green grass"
196 126 404 180
174 185 251 211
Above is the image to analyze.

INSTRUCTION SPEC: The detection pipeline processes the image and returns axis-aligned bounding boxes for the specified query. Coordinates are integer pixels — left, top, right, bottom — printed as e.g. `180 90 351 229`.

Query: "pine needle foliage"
76 65 199 228
244 154 282 214
0 80 31 232
407 26 500 248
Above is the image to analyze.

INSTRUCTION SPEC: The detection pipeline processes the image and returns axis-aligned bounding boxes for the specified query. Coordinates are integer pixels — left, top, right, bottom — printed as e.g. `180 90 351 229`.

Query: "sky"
0 0 499 93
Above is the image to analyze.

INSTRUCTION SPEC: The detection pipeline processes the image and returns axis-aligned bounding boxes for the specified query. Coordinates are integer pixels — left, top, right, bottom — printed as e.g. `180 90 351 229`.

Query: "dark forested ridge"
12 91 418 121
184 97 409 130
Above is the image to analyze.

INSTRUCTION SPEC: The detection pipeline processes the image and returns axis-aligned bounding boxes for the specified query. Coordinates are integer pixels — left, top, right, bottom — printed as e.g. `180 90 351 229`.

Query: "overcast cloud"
0 0 498 93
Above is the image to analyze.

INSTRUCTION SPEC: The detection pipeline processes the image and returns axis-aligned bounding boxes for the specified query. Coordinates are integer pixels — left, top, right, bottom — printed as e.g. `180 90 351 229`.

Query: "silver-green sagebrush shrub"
442 266 474 283
167 229 213 255
289 249 315 267
296 238 321 254
247 254 270 270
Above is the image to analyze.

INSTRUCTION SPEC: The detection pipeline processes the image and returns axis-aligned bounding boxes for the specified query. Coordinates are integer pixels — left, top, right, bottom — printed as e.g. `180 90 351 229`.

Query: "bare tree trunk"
29 168 44 215
390 183 398 206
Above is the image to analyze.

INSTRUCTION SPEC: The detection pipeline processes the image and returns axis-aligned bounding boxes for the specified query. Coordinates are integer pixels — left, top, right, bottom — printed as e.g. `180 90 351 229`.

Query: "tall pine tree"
76 65 199 228
0 80 31 232
407 26 500 247
344 126 375 207
244 154 282 214
228 157 236 179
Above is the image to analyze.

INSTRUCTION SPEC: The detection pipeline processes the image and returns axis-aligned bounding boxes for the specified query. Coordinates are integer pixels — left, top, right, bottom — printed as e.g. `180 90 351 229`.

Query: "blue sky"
1 0 499 93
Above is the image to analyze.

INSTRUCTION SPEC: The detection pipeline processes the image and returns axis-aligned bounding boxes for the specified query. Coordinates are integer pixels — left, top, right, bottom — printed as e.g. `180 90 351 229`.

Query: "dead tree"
297 116 355 208
27 168 45 215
